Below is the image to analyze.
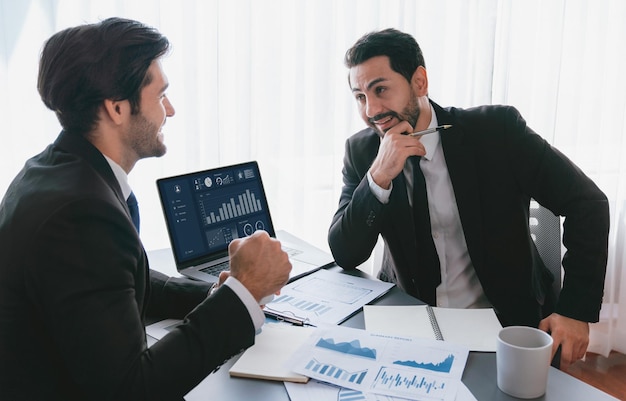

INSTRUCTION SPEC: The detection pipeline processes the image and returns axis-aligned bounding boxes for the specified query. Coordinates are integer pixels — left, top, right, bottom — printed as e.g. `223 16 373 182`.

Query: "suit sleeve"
147 269 213 319
328 135 386 269
505 106 609 322
26 198 255 400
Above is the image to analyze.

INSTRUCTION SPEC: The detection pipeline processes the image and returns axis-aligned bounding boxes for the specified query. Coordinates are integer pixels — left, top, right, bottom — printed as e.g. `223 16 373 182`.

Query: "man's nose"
165 97 175 117
365 97 383 119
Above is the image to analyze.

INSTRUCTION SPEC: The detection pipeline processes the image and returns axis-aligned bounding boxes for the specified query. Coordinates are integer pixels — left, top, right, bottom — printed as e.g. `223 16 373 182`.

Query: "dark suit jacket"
329 101 609 327
0 131 255 400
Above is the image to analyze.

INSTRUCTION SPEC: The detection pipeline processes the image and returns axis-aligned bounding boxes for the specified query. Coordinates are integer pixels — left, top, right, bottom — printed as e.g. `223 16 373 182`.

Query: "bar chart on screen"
199 188 263 225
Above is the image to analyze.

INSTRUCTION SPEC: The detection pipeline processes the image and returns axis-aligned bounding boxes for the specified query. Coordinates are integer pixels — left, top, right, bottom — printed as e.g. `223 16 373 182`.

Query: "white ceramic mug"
496 326 553 399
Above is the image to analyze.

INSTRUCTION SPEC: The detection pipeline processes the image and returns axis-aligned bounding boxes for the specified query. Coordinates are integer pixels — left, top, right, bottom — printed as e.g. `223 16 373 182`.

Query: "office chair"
529 199 562 311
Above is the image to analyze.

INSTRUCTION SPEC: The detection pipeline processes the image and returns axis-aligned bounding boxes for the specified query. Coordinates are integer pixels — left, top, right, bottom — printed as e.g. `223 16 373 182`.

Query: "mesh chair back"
529 200 562 304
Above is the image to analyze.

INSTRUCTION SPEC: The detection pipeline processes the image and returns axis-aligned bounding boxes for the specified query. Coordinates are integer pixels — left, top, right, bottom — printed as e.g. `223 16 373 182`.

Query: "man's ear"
102 99 128 125
411 66 429 97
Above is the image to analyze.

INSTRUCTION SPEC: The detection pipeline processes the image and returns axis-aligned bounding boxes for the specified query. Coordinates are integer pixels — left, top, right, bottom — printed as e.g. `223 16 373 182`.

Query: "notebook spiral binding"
426 305 444 341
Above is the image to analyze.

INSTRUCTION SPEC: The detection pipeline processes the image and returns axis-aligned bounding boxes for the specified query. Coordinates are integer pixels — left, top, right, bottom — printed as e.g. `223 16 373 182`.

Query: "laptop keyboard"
199 247 302 275
282 246 302 257
199 261 230 275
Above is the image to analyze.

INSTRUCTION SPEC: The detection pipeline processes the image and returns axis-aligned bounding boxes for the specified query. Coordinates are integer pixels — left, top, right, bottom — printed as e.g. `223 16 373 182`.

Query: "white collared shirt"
103 155 132 201
102 155 265 330
367 105 491 309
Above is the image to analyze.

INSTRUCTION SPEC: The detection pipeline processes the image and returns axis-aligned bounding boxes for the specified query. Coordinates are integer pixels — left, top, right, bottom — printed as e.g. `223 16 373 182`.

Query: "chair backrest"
529 200 562 306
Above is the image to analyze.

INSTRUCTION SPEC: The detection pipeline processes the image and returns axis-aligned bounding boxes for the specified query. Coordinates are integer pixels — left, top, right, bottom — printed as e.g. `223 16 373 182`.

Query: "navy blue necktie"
411 156 441 305
126 191 140 233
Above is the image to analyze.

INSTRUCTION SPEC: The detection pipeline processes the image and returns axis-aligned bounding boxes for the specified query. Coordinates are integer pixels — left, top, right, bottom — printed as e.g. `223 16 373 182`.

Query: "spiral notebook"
363 305 503 352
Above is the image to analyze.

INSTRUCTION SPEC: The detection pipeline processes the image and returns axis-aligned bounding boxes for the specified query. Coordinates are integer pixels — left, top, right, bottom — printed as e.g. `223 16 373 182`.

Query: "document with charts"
263 269 394 327
287 325 469 401
284 379 478 401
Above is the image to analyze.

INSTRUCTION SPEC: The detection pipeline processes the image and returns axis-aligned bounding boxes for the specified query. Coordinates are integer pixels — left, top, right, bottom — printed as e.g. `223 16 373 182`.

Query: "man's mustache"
368 111 400 125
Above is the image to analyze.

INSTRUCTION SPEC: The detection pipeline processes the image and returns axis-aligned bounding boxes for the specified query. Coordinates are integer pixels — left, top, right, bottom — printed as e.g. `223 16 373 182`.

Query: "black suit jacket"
329 101 609 327
0 131 255 400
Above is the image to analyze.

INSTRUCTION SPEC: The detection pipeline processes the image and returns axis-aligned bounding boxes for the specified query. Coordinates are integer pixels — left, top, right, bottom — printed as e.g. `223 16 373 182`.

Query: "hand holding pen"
369 123 452 190
408 124 453 137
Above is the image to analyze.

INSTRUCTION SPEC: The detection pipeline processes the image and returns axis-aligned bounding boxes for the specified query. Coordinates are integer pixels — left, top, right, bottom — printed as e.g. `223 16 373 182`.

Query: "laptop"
156 161 334 284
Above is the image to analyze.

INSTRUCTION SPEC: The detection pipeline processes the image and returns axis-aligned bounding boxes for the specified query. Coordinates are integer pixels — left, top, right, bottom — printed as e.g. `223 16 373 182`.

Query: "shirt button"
433 232 439 239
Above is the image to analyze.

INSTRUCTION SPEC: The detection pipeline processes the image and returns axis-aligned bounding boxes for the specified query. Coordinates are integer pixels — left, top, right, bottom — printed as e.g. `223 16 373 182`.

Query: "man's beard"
128 112 167 159
368 94 421 136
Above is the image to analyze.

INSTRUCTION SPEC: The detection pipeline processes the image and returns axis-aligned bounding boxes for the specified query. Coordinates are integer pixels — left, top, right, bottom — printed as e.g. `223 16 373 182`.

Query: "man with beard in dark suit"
329 28 609 371
0 17 291 400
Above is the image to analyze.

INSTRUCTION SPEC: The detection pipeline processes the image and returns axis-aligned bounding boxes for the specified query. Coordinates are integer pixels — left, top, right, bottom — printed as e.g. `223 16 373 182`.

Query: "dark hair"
37 17 170 136
344 28 425 83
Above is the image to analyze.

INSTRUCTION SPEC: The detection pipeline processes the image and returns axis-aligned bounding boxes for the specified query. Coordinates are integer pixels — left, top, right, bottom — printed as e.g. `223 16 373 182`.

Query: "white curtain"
1 0 624 355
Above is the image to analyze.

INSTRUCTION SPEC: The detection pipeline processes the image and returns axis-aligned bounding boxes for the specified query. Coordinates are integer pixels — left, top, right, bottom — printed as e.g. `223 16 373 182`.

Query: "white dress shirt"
367 105 491 308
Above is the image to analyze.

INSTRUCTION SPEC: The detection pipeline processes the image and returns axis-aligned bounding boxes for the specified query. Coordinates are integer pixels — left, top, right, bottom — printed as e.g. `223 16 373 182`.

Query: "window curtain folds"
1 0 624 355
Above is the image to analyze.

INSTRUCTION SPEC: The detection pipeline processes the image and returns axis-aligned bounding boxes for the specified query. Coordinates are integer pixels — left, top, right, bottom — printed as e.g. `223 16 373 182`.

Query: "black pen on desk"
263 310 305 326
408 124 453 137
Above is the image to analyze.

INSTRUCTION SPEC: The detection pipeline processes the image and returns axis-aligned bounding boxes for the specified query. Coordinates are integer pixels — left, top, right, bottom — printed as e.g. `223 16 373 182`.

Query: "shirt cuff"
367 170 392 204
223 276 265 331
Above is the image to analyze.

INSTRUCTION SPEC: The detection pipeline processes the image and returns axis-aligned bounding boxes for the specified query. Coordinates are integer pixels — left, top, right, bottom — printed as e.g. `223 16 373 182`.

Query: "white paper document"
284 379 478 401
263 269 394 327
287 325 469 401
364 305 503 352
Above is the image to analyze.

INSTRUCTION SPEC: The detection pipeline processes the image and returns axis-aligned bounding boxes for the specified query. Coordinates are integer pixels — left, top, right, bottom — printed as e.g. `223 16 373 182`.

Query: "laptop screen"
156 161 276 268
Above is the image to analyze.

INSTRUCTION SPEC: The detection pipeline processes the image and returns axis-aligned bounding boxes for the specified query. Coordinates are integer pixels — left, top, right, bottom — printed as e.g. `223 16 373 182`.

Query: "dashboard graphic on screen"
157 162 275 265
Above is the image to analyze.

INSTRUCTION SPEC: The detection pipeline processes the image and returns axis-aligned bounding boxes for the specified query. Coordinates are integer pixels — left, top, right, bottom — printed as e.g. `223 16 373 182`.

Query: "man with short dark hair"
0 17 291 400
329 28 609 370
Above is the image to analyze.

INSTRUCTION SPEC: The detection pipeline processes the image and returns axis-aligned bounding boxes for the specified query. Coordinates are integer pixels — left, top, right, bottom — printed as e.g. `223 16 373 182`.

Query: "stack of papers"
230 323 475 400
286 325 470 401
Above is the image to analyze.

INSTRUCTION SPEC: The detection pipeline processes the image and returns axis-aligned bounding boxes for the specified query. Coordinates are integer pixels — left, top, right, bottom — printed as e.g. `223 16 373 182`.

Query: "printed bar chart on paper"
270 294 333 317
305 358 368 385
288 325 469 401
372 366 448 399
263 269 394 326
284 379 480 401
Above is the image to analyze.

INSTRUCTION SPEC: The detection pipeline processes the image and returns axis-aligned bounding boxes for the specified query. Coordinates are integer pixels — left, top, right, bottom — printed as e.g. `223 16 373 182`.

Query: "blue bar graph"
372 366 446 397
338 388 366 401
271 294 332 316
305 358 368 385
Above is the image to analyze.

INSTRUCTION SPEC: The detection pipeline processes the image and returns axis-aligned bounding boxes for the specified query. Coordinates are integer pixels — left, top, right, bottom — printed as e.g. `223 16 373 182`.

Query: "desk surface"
146 245 617 401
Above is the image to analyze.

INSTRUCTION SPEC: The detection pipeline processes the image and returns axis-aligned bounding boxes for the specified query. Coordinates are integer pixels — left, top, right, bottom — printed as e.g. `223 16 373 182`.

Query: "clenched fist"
227 230 292 303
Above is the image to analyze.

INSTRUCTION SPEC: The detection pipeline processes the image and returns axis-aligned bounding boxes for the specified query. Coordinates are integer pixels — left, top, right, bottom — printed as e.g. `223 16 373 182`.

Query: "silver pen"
408 124 453 137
